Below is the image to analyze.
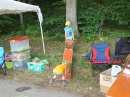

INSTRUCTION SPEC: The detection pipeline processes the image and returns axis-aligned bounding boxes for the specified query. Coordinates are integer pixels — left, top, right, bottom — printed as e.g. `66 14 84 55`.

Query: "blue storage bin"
27 62 46 72
13 56 31 70
27 64 34 70
34 64 46 72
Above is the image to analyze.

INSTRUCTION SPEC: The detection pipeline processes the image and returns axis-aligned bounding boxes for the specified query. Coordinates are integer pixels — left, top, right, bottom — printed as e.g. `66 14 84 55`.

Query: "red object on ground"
65 66 71 81
63 48 73 63
59 40 74 81
62 47 73 81
66 40 74 49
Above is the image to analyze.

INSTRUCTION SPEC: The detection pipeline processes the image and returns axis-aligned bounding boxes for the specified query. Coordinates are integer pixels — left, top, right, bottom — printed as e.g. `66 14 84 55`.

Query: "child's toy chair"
0 46 6 75
85 43 119 77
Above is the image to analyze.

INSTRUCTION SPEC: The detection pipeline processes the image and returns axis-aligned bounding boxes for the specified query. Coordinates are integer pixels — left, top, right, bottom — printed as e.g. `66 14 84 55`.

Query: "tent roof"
0 0 43 23
0 0 45 54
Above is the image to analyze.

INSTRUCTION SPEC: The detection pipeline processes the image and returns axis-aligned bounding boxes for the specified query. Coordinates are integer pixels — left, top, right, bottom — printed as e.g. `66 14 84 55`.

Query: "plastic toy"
42 59 49 69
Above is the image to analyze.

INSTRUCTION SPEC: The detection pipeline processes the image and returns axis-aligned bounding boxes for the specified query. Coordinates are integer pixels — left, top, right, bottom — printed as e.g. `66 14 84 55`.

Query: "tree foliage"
0 15 15 34
77 0 130 40
0 0 130 40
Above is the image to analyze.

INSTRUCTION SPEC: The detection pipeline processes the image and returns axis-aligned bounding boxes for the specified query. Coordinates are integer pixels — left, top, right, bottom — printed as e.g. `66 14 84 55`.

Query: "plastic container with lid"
27 62 46 72
13 56 31 70
9 36 29 51
11 47 30 61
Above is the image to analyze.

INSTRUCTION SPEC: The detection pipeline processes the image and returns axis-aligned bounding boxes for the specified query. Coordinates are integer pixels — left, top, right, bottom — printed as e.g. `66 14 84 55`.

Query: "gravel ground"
0 78 84 97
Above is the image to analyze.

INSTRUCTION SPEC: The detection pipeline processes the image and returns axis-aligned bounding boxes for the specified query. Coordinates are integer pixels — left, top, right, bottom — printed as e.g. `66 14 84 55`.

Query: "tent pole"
40 23 45 54
18 0 23 28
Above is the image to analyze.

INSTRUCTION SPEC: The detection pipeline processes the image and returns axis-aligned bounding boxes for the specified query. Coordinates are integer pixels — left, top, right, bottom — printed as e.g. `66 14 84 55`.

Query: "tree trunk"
66 0 79 35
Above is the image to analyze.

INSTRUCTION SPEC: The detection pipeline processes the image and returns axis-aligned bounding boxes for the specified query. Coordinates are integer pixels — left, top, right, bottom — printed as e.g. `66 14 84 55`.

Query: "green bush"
43 15 65 36
49 33 64 41
0 15 15 34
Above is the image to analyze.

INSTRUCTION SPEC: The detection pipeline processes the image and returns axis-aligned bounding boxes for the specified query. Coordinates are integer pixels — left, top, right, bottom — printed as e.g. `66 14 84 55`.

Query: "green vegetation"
1 0 130 40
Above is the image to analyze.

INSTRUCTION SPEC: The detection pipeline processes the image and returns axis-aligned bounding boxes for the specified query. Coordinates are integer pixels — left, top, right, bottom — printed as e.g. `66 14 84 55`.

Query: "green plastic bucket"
6 62 13 69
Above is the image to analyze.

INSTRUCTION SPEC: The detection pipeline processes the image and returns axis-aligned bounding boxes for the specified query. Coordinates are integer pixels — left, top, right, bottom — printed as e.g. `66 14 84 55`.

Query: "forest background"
0 0 130 97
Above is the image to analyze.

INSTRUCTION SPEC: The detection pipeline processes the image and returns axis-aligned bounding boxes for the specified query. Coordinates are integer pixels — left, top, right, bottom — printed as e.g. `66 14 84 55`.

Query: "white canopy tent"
0 0 45 54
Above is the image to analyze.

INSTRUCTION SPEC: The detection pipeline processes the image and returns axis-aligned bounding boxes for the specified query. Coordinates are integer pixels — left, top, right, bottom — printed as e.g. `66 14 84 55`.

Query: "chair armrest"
85 50 92 60
110 54 119 59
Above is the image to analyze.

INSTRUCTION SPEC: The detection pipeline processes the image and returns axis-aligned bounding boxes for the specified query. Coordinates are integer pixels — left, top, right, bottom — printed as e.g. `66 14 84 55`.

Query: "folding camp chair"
85 43 119 77
0 46 6 75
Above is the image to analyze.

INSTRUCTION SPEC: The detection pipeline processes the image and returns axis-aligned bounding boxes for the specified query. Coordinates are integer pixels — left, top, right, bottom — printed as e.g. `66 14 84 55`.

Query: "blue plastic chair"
0 46 6 75
85 43 119 77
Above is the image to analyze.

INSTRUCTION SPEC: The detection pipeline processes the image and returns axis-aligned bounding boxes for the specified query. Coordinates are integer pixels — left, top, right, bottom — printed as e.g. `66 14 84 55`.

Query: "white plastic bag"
111 65 122 77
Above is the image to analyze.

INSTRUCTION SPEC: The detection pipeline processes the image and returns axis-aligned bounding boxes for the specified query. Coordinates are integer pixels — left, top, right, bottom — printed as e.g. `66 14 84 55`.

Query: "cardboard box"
100 85 109 93
100 68 118 87
100 68 121 93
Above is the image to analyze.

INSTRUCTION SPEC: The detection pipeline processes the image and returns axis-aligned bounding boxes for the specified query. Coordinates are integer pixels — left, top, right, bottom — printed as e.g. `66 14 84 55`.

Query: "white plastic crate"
9 36 29 51
11 47 30 61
